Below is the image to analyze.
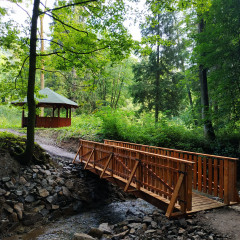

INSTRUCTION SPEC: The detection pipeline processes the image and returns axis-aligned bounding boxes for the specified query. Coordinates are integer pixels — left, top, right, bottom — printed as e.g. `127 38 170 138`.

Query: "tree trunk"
155 14 160 123
198 18 215 140
40 14 45 117
23 0 40 164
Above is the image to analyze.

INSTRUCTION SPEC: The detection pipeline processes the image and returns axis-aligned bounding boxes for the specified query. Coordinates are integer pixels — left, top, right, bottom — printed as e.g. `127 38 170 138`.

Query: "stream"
3 198 157 240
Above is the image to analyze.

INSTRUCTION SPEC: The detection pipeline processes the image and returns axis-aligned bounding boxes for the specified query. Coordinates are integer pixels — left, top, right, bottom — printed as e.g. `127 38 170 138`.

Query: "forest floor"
1 128 240 239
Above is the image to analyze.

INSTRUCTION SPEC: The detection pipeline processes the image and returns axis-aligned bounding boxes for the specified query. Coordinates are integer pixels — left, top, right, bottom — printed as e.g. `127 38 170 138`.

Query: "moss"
0 132 50 165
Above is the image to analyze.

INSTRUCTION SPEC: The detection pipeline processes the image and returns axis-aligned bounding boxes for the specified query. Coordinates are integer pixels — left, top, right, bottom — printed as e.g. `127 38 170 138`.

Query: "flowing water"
4 198 157 240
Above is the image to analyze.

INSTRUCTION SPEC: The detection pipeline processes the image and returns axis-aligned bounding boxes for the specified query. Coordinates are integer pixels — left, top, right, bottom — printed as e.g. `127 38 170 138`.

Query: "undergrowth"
0 105 21 128
1 104 239 158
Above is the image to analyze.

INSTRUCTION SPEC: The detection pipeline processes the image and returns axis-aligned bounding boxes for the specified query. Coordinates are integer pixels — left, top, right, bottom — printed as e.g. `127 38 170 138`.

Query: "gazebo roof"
12 88 78 108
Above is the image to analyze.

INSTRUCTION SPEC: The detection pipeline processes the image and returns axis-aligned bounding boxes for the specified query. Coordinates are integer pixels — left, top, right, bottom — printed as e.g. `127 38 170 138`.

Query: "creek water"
4 198 157 240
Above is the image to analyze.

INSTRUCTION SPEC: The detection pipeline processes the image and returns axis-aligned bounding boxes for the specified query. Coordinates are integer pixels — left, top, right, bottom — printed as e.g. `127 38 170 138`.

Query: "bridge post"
179 163 187 213
136 152 142 190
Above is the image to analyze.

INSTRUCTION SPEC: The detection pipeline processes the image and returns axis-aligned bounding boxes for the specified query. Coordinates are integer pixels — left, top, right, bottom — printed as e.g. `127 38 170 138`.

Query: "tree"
198 0 240 132
1 0 133 164
132 5 185 121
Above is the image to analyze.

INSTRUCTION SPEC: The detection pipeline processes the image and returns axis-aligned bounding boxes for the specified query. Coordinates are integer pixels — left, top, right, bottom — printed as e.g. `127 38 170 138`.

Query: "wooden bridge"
73 139 239 217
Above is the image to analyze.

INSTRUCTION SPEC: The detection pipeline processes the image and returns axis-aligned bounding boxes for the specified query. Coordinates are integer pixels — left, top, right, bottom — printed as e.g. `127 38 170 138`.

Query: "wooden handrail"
104 139 238 161
104 139 239 204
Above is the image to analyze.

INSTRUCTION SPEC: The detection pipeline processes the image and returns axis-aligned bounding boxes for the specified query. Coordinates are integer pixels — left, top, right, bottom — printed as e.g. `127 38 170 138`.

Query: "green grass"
0 105 21 128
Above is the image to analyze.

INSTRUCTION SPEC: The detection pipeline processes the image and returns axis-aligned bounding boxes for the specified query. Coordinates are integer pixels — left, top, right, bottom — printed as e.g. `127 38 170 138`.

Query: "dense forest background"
0 0 239 159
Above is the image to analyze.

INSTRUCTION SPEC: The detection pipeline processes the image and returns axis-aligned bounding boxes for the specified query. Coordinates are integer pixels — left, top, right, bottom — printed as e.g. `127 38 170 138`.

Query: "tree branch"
14 56 29 88
44 12 88 35
16 3 31 20
36 45 109 56
40 0 98 14
36 68 68 80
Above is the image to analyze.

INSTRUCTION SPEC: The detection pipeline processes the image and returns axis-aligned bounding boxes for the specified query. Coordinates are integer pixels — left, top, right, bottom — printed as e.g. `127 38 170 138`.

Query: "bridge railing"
104 139 239 204
74 139 194 217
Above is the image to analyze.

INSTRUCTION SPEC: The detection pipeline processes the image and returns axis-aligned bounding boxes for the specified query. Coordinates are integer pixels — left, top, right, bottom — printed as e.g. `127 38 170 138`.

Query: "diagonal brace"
165 173 185 218
72 145 82 163
100 153 113 179
84 149 94 170
124 161 140 192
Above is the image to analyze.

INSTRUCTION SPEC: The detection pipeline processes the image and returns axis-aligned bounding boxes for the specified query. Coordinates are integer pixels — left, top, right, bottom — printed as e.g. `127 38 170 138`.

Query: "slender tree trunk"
198 18 215 140
40 14 45 117
24 0 40 164
155 14 160 123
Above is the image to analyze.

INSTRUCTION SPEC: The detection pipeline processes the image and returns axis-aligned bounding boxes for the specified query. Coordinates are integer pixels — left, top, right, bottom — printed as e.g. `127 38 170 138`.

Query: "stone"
143 216 152 224
2 177 10 182
19 176 27 185
65 179 74 189
178 228 186 235
151 221 157 228
14 203 24 220
145 229 156 234
15 190 23 196
88 228 104 238
127 223 142 229
99 223 112 234
62 186 71 197
142 223 148 231
32 205 45 213
25 195 35 203
38 189 49 198
41 179 48 187
129 228 135 234
112 230 129 240
45 170 51 176
52 204 59 210
5 181 15 189
0 188 7 196
54 186 62 193
11 212 19 222
46 195 54 204
73 233 95 240
40 208 49 217
3 203 14 213
178 218 187 228
48 179 56 187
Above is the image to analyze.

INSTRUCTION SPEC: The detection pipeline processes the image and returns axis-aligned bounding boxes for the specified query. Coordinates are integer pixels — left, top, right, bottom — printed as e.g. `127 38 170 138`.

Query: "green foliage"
45 114 103 142
0 105 21 128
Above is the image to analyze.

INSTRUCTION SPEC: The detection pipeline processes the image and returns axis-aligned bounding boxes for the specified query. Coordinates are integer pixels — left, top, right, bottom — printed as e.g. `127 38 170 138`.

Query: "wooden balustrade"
104 139 239 204
73 139 194 217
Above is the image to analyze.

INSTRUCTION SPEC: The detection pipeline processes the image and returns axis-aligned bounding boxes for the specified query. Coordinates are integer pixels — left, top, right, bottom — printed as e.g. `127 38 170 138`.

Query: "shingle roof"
12 88 78 108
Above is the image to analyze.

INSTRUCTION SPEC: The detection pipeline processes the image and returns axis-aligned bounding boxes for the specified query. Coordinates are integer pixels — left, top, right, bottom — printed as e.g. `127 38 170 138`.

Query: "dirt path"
0 128 76 160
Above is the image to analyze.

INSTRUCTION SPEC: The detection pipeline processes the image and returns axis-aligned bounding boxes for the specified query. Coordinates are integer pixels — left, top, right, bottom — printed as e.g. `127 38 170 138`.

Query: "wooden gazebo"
12 88 78 128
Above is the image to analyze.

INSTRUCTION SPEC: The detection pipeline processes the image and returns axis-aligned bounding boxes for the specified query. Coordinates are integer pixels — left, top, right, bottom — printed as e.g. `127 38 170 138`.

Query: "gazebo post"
66 107 68 118
70 108 71 118
52 107 55 117
58 107 60 118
